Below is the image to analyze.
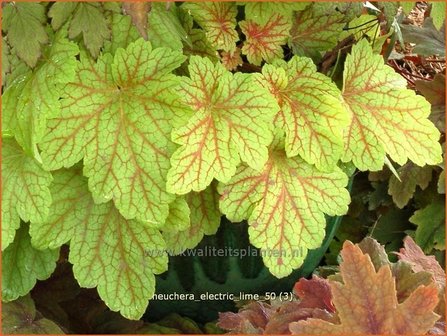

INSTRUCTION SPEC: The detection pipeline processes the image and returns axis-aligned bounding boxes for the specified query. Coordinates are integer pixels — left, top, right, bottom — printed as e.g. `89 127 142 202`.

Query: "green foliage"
103 13 140 54
2 139 53 250
31 169 168 319
163 185 221 254
147 3 188 51
3 295 65 334
410 198 445 253
370 209 412 254
430 2 446 30
2 3 48 67
240 13 291 65
166 56 278 194
2 37 10 86
244 2 310 24
49 3 111 57
40 39 185 224
400 2 415 14
388 163 433 208
2 224 58 302
256 57 348 170
181 2 238 52
219 135 350 277
2 1 444 323
400 18 445 56
2 29 78 156
341 39 441 170
289 4 345 58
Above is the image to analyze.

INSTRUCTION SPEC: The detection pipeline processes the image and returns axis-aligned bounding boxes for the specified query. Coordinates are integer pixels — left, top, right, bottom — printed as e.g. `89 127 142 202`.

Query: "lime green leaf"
341 39 442 170
163 184 221 254
164 197 191 233
186 184 221 237
40 39 186 225
256 57 348 171
166 56 278 194
2 3 48 68
29 168 85 250
431 2 446 30
2 38 10 86
148 3 188 51
340 14 380 41
400 2 415 14
2 30 78 156
289 4 345 58
30 169 168 320
240 14 291 66
388 163 433 208
178 7 219 66
2 224 58 302
219 135 350 277
244 2 310 24
182 2 238 52
410 199 445 252
1 44 26 90
103 2 122 13
2 139 52 251
183 29 219 66
72 204 167 319
103 14 140 54
3 295 65 334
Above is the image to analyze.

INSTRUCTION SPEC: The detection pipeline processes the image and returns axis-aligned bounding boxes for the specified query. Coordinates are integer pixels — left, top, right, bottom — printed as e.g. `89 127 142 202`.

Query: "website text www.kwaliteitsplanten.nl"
144 245 307 259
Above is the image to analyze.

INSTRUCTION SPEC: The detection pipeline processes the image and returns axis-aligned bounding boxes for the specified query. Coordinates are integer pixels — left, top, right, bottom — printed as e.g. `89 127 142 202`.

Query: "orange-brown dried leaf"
396 236 445 289
220 48 242 71
357 236 391 269
290 241 440 335
217 301 273 334
218 276 337 334
415 74 445 132
293 275 334 312
266 305 336 335
357 238 434 303
122 2 150 40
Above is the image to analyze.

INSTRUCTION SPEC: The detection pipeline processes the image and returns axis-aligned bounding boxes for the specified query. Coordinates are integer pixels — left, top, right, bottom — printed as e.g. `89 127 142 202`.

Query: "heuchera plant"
218 236 444 334
2 1 443 320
